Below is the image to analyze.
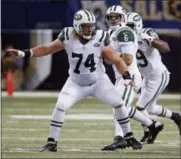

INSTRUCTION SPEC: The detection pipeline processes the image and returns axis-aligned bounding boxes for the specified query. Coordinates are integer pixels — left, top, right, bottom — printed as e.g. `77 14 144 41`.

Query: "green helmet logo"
74 14 82 21
133 15 141 21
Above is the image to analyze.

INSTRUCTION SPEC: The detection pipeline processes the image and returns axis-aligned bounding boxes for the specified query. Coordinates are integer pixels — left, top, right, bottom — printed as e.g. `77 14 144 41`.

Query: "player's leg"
40 78 89 152
103 75 162 150
136 72 171 143
146 72 181 135
123 75 154 127
92 74 142 150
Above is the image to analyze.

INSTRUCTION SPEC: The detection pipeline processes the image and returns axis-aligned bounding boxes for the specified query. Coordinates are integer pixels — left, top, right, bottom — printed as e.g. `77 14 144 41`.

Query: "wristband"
122 71 131 80
23 49 33 58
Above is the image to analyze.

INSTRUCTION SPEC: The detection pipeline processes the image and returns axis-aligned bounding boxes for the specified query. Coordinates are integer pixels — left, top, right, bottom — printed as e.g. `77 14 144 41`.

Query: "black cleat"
101 136 127 151
148 121 164 144
171 112 181 135
40 138 57 152
125 137 142 150
140 131 149 144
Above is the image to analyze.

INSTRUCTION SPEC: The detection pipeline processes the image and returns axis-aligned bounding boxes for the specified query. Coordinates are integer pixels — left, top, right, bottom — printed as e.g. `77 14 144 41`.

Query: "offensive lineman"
5 10 142 152
102 5 164 151
125 12 181 143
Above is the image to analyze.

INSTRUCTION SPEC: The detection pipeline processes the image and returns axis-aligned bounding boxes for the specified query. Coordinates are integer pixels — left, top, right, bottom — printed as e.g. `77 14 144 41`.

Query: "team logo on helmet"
133 15 141 21
74 14 82 21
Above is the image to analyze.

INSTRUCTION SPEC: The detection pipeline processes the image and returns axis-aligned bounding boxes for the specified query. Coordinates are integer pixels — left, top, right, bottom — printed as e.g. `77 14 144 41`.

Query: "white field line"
10 114 177 120
2 147 181 154
2 91 180 99
5 120 115 126
3 128 179 134
10 114 114 120
1 137 180 145
1 137 110 141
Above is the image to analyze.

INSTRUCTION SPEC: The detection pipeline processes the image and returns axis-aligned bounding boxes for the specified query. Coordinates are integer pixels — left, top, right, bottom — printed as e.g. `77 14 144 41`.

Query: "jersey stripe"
64 28 67 40
84 10 90 21
102 31 107 42
99 31 105 42
66 27 69 40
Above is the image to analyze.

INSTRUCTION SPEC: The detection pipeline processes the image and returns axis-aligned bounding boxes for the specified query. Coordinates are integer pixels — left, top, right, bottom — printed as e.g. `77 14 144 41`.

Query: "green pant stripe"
145 71 167 108
122 87 128 100
125 86 132 107
159 71 168 95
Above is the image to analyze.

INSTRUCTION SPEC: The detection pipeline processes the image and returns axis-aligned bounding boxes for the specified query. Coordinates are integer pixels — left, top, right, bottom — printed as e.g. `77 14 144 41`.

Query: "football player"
126 12 181 144
102 5 164 151
5 9 142 152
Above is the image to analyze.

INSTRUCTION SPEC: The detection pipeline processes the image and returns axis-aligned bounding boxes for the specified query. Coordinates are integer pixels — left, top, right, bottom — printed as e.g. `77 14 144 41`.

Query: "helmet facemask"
79 23 96 40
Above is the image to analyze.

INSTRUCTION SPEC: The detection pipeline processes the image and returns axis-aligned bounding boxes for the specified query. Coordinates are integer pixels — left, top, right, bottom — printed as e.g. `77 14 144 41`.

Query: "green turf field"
2 97 181 158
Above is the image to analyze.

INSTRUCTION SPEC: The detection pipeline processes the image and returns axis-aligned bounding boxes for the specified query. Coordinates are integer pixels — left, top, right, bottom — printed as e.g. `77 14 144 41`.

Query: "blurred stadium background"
1 0 181 158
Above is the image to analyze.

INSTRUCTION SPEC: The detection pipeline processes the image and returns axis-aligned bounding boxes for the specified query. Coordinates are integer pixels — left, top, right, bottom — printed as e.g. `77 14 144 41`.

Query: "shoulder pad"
116 27 135 43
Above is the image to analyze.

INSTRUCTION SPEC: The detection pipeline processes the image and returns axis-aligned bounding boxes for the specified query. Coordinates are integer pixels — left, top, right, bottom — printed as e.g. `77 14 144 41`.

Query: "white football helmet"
106 5 127 30
126 12 143 34
73 9 96 40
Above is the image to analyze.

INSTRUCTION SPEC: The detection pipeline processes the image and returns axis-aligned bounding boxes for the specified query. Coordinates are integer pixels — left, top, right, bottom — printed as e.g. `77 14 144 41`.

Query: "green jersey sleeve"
116 28 135 43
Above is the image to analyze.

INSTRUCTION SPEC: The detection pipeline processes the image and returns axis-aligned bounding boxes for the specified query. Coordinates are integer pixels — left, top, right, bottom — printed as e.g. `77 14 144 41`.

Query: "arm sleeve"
118 42 138 55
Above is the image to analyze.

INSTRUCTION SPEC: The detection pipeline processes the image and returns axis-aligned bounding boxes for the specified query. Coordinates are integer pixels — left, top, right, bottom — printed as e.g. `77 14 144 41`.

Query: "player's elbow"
152 39 170 53
162 42 170 53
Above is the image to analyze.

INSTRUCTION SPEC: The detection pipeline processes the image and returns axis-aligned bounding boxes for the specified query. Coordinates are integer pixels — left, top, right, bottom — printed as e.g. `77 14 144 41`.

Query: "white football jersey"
109 26 140 79
58 27 109 86
137 28 168 77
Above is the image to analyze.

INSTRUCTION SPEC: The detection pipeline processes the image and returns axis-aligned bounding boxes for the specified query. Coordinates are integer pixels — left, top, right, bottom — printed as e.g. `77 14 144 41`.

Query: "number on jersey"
136 50 148 67
72 53 96 74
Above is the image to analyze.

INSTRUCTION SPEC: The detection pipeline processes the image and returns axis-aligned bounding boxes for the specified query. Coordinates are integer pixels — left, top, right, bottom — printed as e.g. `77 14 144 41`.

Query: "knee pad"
55 97 71 112
146 106 155 114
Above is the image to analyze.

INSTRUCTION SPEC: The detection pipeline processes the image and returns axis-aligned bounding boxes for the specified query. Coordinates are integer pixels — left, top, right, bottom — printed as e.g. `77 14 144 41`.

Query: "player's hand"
124 79 135 87
5 49 25 58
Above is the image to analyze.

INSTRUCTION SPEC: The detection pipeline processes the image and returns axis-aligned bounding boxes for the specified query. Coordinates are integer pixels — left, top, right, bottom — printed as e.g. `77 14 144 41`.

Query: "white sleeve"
117 42 138 55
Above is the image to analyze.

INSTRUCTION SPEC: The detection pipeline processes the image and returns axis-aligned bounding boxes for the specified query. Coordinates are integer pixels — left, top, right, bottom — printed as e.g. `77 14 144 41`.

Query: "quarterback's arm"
115 28 137 66
121 54 133 66
151 39 170 53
